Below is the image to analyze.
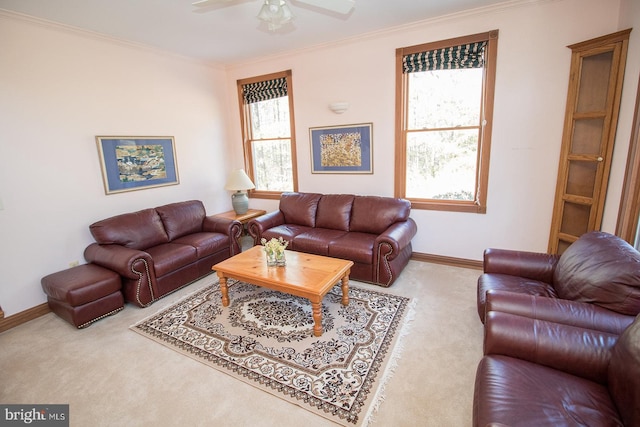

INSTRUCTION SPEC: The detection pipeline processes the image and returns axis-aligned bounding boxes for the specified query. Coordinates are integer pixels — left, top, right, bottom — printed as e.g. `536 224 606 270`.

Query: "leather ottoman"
41 264 124 328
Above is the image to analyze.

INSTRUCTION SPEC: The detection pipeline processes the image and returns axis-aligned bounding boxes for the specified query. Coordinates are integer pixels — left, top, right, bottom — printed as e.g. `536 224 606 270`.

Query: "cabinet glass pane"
558 240 572 255
560 201 591 236
566 161 597 197
576 51 613 113
571 118 604 154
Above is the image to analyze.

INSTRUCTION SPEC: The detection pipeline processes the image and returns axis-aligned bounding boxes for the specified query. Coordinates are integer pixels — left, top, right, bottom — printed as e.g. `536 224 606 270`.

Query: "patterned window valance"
242 77 288 104
402 41 487 73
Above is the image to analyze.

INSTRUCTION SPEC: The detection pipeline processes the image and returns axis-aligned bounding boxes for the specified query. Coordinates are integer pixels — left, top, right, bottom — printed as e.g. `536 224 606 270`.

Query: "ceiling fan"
192 0 356 31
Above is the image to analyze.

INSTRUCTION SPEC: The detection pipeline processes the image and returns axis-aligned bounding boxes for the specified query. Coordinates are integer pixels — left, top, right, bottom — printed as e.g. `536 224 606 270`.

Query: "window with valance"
237 70 297 195
401 41 487 72
394 30 498 213
241 76 288 104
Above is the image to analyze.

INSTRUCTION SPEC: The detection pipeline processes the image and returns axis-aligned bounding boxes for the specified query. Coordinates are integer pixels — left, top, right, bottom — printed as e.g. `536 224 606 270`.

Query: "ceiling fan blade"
296 0 355 14
192 0 236 8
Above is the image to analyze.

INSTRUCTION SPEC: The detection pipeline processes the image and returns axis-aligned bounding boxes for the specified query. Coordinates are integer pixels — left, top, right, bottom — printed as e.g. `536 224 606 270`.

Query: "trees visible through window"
395 31 498 213
237 70 297 197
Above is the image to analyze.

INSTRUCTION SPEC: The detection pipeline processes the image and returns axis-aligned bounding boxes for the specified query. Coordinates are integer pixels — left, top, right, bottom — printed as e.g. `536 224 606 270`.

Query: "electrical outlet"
69 260 79 268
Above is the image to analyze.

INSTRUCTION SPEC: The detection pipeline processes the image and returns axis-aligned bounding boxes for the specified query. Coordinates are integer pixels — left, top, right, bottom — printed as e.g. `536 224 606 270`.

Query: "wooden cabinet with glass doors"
548 29 631 254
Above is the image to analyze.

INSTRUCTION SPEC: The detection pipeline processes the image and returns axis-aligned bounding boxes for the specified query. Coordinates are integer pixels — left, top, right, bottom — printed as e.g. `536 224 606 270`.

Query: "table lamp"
224 169 255 215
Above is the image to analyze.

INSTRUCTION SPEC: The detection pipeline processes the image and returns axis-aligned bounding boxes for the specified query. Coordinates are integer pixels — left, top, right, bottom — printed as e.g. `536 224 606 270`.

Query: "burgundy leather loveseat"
473 310 640 426
84 200 242 307
248 192 417 287
476 231 640 334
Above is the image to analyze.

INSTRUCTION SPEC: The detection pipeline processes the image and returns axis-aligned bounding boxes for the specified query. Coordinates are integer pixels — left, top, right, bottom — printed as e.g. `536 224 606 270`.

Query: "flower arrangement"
261 237 288 266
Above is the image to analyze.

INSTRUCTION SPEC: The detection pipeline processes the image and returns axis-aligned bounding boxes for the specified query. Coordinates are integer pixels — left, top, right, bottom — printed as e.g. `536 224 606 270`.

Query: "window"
395 30 498 213
237 70 298 199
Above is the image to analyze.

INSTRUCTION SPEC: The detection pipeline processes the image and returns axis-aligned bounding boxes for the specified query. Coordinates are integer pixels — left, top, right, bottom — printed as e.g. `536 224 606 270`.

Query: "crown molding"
226 0 558 69
0 8 225 70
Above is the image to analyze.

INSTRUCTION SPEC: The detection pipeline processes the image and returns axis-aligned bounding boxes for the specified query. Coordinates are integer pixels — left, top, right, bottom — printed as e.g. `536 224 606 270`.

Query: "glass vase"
265 250 277 267
276 251 286 267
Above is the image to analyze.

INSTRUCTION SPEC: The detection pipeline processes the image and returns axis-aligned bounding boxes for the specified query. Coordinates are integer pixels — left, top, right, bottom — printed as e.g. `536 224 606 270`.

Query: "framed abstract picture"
96 136 179 194
310 123 373 174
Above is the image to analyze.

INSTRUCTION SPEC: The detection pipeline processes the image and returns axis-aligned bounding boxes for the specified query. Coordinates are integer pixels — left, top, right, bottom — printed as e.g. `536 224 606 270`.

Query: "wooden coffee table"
212 246 353 337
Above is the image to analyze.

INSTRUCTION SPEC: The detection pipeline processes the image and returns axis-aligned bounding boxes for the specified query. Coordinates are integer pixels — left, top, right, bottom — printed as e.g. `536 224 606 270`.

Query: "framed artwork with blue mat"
310 123 373 174
96 136 179 194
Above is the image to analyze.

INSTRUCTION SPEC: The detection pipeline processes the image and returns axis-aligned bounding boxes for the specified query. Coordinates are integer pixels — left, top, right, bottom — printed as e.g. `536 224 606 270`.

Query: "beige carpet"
0 259 483 426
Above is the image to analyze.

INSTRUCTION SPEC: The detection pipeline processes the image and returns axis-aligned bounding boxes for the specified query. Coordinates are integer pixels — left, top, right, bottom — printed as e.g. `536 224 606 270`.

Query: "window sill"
249 191 285 200
409 199 486 214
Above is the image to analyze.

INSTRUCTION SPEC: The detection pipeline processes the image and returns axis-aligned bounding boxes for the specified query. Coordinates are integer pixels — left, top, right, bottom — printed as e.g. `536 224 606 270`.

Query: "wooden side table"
214 209 266 225
214 209 266 249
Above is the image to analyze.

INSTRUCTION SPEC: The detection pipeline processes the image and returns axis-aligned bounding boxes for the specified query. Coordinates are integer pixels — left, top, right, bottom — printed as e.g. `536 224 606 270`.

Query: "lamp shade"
224 169 255 191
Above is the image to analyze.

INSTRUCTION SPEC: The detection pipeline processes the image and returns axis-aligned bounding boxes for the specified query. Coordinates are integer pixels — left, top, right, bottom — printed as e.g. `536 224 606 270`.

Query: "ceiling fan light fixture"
257 0 294 31
280 3 294 21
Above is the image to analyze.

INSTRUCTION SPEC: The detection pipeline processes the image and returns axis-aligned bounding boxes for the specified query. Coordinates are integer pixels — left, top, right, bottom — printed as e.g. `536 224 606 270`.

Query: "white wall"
225 0 637 259
0 14 233 316
2 0 639 317
607 0 640 231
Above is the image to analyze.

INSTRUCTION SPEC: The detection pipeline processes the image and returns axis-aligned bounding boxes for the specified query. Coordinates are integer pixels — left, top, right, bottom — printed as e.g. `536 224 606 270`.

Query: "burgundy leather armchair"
477 231 640 333
84 200 242 307
473 311 640 426
248 192 417 286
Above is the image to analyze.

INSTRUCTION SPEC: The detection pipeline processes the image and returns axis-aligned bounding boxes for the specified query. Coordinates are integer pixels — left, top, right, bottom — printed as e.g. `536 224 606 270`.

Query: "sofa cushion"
484 290 635 335
89 208 169 250
315 194 354 231
279 192 322 228
261 225 313 248
608 315 640 426
474 355 622 427
350 196 410 234
156 200 205 241
145 243 198 277
172 232 229 259
329 232 376 264
477 274 558 322
553 231 640 316
293 229 349 256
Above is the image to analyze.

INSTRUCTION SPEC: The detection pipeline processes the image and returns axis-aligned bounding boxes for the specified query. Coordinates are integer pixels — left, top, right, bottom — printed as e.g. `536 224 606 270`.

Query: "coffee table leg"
218 274 230 307
311 301 322 337
341 274 350 306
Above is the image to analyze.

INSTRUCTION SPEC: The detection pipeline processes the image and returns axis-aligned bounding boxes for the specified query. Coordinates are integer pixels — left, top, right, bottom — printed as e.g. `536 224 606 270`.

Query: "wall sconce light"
329 102 349 114
224 169 255 215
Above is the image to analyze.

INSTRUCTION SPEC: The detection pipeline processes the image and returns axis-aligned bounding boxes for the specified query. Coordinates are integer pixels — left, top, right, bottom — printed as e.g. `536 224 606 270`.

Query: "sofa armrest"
248 211 285 244
84 243 160 307
203 216 243 255
84 243 154 280
484 311 617 384
483 248 560 283
375 218 418 260
486 290 635 335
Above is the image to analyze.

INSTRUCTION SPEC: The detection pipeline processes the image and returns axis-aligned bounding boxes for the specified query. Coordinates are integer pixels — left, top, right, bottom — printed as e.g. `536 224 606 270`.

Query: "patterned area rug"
131 279 413 426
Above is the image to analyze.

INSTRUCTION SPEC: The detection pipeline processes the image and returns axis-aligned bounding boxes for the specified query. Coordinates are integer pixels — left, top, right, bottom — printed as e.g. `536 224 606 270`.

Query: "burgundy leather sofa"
476 231 640 333
247 192 417 287
84 200 242 307
473 310 640 426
